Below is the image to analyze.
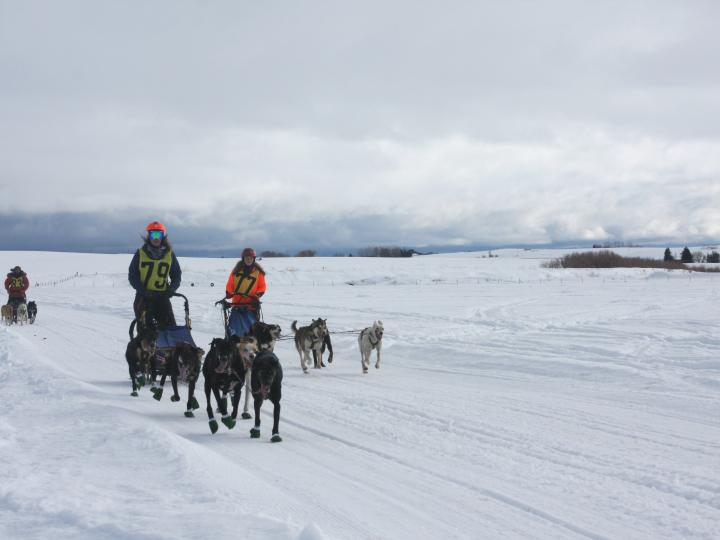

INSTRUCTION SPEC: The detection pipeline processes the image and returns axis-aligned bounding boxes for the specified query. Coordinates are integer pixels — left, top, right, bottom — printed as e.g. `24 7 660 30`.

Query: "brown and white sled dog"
359 321 384 373
1 304 13 325
291 318 329 373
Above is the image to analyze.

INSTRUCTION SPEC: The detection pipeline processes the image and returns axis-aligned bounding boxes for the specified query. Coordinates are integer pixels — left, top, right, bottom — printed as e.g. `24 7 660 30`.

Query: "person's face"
149 230 163 247
243 254 254 266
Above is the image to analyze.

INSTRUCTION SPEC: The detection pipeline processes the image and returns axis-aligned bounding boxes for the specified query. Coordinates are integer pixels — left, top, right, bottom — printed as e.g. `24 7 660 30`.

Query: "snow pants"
228 306 257 337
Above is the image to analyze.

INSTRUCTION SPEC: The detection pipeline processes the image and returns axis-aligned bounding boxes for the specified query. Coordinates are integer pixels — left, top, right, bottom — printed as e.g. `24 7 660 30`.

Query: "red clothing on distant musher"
5 270 29 300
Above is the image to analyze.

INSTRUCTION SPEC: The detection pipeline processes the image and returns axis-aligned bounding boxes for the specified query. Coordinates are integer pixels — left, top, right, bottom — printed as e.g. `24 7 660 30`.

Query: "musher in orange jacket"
225 247 266 337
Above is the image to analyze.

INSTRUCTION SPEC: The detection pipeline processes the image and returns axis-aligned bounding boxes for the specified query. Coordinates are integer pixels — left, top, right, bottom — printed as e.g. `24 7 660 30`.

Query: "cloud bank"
1 0 718 253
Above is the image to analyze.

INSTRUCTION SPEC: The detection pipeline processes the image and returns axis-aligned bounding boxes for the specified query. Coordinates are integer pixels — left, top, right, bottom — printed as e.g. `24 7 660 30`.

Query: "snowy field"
0 248 718 540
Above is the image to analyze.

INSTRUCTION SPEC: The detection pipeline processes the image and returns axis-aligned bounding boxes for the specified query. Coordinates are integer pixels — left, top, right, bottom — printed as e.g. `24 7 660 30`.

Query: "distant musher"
4 266 29 323
128 221 182 330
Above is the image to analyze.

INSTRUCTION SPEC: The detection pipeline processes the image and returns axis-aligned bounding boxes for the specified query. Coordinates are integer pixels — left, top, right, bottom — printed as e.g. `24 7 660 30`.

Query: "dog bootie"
241 412 252 420
271 434 282 443
209 419 219 434
189 396 200 410
221 415 236 430
250 427 261 438
152 388 163 401
170 394 180 402
184 410 194 418
131 391 138 397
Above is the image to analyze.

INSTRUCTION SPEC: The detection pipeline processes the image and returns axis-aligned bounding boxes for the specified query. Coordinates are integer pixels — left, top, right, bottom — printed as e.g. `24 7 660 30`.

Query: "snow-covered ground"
0 249 718 540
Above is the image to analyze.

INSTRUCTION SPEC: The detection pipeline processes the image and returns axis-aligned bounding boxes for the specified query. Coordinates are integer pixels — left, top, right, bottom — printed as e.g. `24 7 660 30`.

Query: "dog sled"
128 292 203 415
127 292 198 385
143 292 198 380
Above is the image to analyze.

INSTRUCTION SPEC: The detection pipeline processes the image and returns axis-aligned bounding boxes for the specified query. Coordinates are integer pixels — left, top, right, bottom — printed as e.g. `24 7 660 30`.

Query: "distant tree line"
544 250 719 272
357 246 417 257
260 249 316 257
592 241 640 248
664 247 720 264
259 246 427 258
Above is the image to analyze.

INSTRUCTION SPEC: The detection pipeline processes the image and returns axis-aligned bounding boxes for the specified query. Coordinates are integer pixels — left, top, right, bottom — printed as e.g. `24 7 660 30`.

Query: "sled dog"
15 303 28 325
250 321 282 352
291 318 329 372
359 321 384 373
250 350 283 442
152 342 205 418
26 301 37 324
1 304 13 325
125 319 158 396
203 336 257 433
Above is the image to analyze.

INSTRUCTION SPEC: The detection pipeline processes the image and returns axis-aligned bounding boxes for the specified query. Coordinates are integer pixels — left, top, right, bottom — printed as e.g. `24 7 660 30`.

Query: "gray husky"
291 318 329 373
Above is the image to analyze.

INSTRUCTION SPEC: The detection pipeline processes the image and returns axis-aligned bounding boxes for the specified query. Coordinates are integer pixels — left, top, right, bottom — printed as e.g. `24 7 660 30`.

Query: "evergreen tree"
663 248 674 261
680 246 693 263
707 251 720 263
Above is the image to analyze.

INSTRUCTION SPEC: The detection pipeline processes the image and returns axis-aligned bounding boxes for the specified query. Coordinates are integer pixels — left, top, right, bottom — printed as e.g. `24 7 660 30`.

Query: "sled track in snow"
280 415 611 540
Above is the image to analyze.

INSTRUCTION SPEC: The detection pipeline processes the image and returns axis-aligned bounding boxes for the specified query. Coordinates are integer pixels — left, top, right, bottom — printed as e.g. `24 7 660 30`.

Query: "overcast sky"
1 0 719 254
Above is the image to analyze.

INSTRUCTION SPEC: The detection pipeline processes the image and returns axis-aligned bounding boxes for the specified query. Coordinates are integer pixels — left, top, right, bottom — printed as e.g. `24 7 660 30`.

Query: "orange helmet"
146 221 166 234
242 247 256 258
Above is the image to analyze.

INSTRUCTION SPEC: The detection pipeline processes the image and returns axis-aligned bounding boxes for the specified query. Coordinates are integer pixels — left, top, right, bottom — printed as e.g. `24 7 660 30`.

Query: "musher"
225 247 266 337
4 266 29 322
128 221 181 330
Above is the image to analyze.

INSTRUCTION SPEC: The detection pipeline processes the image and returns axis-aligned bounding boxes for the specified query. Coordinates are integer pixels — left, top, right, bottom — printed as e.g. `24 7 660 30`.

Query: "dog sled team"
7 221 386 443
2 266 37 325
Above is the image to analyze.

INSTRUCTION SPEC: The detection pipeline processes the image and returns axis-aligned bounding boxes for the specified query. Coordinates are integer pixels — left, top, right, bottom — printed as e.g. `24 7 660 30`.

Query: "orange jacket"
225 264 266 308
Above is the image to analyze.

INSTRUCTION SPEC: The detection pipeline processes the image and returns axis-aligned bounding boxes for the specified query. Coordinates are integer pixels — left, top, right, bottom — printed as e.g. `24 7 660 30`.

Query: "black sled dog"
26 301 37 324
203 336 257 434
151 342 204 417
125 319 158 397
250 350 283 442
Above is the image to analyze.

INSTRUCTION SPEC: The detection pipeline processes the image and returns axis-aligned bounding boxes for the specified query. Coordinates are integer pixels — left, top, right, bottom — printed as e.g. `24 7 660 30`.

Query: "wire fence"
27 269 718 290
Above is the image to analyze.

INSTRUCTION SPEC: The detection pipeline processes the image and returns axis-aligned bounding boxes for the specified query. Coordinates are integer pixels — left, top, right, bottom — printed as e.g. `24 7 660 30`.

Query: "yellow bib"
138 249 173 292
232 268 261 296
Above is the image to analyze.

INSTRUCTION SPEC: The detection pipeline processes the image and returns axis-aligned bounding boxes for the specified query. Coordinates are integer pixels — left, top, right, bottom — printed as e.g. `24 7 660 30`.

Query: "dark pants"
7 297 26 322
134 293 176 330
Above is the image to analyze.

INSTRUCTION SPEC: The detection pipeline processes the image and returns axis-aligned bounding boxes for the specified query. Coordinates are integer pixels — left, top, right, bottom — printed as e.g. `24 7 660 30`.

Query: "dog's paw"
170 394 181 402
375 363 380 369
250 427 261 438
189 396 200 410
270 434 282 443
130 391 139 397
241 412 252 420
184 410 194 418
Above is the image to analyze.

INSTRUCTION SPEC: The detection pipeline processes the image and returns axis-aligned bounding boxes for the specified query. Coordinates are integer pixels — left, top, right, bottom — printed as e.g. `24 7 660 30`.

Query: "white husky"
358 321 384 373
15 303 28 325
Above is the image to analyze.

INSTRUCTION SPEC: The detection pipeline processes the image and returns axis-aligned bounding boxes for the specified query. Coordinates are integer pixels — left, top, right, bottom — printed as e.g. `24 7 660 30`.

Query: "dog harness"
364 329 381 347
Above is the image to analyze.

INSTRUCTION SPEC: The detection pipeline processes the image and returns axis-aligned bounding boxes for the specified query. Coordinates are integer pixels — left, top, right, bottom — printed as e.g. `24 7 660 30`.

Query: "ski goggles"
148 230 164 241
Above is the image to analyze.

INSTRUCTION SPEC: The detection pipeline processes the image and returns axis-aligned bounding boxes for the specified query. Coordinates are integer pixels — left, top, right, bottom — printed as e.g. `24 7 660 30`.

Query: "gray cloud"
1 0 719 251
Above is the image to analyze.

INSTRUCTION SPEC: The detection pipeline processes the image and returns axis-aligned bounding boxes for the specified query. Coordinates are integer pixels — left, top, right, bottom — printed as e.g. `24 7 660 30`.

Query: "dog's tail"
129 319 137 340
291 320 298 334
